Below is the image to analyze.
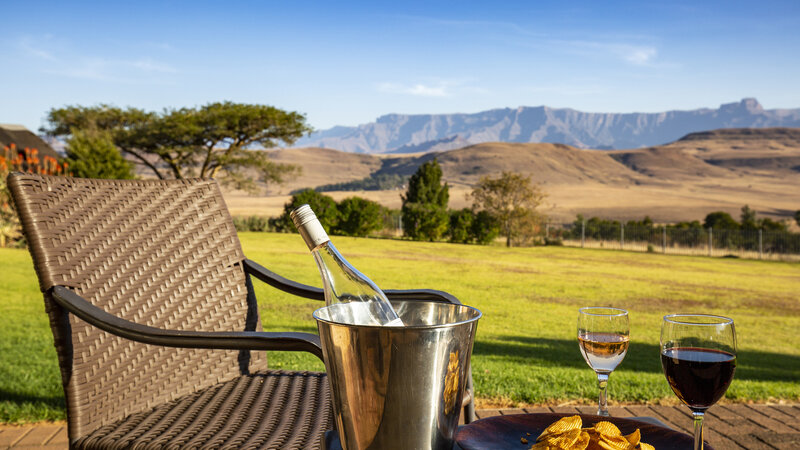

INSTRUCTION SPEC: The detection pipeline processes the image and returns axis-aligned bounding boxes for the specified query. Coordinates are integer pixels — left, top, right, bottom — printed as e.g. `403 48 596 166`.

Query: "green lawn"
1 232 799 423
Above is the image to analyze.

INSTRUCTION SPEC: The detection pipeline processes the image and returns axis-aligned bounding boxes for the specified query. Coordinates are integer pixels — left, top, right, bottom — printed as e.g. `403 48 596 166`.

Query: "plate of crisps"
456 413 708 450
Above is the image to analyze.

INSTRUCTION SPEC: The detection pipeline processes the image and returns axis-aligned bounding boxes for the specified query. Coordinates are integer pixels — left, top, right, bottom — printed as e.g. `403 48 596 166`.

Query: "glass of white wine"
578 307 630 416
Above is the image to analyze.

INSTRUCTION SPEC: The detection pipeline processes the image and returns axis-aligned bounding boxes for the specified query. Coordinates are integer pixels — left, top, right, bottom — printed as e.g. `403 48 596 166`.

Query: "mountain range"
295 98 800 153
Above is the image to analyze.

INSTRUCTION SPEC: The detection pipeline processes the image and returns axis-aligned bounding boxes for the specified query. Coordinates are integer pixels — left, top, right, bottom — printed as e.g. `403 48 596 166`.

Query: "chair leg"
464 370 476 423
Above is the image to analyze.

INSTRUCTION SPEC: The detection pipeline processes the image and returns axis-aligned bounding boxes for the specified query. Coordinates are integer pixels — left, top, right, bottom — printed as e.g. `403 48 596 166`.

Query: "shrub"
270 189 340 233
402 202 449 241
545 237 563 246
448 208 474 244
334 197 385 237
64 130 135 179
471 211 500 245
233 215 269 232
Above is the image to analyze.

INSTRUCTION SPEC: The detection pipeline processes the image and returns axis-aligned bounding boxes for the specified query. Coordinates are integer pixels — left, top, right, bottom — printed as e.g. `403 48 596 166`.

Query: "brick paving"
1 404 798 449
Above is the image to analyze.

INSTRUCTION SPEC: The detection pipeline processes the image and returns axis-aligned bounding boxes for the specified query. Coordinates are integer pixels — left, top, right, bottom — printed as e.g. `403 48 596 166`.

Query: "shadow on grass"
0 389 65 409
473 336 800 383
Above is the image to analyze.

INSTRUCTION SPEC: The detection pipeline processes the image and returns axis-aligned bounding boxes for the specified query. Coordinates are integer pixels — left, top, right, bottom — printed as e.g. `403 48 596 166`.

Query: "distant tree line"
259 159 548 247
300 173 408 193
571 205 790 239
566 206 799 253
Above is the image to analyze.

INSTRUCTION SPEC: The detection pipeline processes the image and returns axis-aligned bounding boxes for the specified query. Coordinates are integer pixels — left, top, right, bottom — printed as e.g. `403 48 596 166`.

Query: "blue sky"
2 1 799 133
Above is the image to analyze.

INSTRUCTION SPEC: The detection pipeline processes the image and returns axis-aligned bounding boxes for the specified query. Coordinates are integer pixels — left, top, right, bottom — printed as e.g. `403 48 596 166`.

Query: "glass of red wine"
661 314 737 450
577 307 630 416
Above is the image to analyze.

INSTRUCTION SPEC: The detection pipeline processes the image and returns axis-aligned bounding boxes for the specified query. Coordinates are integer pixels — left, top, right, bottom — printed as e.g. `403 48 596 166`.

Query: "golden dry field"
224 128 800 226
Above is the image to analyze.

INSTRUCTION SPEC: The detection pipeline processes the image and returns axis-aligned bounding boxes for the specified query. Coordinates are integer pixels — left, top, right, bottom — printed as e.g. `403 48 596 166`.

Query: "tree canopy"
471 171 546 247
401 159 449 241
703 211 739 230
43 102 308 192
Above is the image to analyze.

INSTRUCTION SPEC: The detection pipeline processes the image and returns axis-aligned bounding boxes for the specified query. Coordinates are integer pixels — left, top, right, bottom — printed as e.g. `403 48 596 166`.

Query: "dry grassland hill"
226 128 800 224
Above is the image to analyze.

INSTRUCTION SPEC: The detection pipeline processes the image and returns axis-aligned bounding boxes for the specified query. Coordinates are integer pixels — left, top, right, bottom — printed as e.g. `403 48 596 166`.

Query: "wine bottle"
291 204 404 326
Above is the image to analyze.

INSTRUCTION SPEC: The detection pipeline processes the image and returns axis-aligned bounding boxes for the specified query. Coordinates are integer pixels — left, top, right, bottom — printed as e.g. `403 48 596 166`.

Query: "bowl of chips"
456 412 710 450
529 415 651 450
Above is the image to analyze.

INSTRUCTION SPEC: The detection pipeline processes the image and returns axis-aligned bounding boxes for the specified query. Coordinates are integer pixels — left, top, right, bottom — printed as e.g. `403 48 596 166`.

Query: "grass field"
1 232 799 423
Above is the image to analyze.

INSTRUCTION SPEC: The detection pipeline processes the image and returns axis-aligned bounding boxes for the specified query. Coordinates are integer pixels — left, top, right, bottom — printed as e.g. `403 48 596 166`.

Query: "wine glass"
577 307 630 416
661 314 736 450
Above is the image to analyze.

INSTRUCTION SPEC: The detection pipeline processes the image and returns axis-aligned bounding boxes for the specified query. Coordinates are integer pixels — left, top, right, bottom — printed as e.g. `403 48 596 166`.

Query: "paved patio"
1 403 798 449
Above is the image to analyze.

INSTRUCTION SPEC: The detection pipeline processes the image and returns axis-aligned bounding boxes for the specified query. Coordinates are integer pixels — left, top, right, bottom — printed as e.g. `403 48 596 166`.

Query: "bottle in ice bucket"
291 204 404 326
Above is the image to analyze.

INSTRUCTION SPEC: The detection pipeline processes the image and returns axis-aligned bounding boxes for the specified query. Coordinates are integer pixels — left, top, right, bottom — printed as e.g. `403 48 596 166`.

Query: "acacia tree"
44 102 308 192
401 159 449 241
470 171 546 247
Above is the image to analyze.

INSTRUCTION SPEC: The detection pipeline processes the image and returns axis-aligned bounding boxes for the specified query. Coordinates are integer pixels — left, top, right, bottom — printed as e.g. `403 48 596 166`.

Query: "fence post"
759 229 763 260
708 227 713 257
581 220 585 248
662 226 666 254
546 222 550 240
620 224 624 250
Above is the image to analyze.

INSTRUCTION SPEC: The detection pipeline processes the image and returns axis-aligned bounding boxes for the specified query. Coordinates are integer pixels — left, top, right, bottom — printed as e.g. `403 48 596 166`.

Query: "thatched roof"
0 124 61 160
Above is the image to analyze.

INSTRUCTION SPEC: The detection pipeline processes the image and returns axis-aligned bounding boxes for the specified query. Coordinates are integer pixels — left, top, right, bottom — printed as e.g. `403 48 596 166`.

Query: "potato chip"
540 429 582 449
596 434 635 450
584 441 604 450
624 429 640 446
529 441 550 449
531 416 653 450
537 415 582 441
591 421 622 437
573 431 591 450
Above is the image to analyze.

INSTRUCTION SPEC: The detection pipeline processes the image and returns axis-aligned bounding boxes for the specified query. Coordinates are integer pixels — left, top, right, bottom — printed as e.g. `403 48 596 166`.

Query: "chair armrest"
383 289 461 305
49 286 324 361
243 259 461 305
243 259 324 301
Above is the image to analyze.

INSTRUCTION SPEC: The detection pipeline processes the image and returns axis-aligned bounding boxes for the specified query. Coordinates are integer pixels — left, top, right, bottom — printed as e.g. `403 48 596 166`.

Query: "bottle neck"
297 218 330 251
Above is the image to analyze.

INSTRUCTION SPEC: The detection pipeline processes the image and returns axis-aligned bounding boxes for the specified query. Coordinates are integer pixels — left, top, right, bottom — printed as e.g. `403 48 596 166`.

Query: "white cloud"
127 58 177 73
377 82 449 97
617 45 657 65
15 36 177 83
551 39 660 66
376 79 488 97
397 15 661 67
51 57 177 83
17 38 57 61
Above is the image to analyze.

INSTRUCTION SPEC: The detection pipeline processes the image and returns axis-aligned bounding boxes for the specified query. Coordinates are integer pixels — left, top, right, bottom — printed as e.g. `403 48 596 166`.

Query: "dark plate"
456 413 710 449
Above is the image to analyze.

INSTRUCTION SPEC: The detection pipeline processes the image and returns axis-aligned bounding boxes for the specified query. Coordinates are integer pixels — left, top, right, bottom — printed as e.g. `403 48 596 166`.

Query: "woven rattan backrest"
8 174 267 438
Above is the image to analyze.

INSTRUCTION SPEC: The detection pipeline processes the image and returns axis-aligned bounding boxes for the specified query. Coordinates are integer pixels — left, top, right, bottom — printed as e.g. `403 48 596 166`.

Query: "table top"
323 413 703 450
456 413 708 450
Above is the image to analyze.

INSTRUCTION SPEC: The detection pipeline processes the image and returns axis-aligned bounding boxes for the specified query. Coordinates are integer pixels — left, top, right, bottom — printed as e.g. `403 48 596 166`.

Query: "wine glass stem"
692 410 705 450
596 373 609 416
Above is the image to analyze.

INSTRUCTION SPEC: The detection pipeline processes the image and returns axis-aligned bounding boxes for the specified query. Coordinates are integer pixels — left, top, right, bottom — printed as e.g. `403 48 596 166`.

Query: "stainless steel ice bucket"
314 300 481 450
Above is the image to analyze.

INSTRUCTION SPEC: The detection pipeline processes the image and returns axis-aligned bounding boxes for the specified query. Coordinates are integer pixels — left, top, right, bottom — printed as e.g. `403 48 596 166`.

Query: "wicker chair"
9 173 473 450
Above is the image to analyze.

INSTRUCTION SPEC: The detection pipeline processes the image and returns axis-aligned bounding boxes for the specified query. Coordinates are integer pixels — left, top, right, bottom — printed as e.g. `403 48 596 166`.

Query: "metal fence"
545 222 800 261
